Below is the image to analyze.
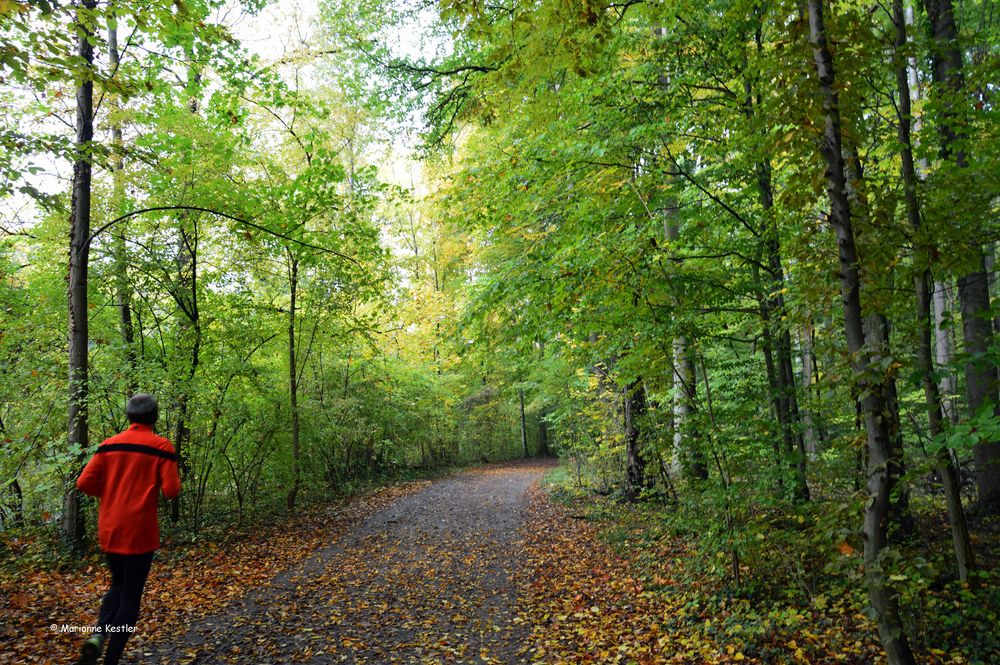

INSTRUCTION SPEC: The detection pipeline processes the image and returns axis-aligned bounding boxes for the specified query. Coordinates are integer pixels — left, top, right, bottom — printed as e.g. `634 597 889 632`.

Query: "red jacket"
77 423 181 555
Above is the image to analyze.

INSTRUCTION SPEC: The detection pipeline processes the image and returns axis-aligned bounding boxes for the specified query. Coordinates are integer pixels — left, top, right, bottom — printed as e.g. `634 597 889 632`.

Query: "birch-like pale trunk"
800 318 820 457
665 221 707 481
933 282 959 423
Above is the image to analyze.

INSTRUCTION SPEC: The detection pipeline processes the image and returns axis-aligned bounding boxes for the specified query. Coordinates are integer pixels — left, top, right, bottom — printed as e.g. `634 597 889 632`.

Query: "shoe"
75 634 104 665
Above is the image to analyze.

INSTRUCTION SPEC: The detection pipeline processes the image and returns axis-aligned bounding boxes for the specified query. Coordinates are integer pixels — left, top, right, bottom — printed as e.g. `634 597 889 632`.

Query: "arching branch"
87 205 360 265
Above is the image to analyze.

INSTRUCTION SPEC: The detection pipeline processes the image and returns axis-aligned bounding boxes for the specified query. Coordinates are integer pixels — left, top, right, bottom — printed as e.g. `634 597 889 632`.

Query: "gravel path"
136 461 552 664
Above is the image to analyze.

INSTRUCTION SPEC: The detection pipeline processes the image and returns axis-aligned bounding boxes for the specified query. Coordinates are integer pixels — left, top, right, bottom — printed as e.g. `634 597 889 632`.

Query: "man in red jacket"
75 394 181 665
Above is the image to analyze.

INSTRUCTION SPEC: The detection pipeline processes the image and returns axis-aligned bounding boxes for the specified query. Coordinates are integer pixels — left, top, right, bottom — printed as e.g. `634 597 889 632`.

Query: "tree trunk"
757 294 785 486
519 387 528 458
666 221 707 481
169 56 204 523
777 322 809 500
800 317 820 456
865 313 915 536
923 0 1000 513
752 257 790 493
9 478 25 528
63 0 98 555
624 378 647 501
933 281 959 424
1 415 25 527
751 223 809 500
538 407 549 456
672 334 707 481
907 4 960 429
958 267 1000 511
286 254 301 511
893 0 974 580
806 1 917 661
107 10 137 395
743 26 809 500
753 107 809 499
841 131 912 533
171 222 200 523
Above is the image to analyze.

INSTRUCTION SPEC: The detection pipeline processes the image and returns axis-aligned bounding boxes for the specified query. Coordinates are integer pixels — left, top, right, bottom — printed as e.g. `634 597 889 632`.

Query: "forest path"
136 460 553 665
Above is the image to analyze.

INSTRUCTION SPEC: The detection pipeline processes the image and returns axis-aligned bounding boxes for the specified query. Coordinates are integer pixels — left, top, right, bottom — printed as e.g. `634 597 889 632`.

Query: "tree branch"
87 205 360 265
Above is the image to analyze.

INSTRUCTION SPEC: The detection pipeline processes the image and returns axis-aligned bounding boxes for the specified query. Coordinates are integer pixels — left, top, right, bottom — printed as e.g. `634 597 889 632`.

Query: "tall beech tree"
806 0 915 659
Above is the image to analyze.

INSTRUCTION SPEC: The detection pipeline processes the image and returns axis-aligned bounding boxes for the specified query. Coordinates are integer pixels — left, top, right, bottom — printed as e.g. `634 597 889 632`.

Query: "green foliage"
357 0 999 660
1 0 998 659
0 0 531 558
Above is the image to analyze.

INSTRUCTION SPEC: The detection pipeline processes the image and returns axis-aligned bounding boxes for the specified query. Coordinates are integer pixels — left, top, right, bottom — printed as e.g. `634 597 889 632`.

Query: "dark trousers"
95 551 154 665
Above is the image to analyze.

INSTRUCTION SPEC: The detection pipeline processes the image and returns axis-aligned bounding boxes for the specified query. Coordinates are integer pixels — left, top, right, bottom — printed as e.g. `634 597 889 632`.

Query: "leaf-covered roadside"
0 481 429 665
520 473 999 664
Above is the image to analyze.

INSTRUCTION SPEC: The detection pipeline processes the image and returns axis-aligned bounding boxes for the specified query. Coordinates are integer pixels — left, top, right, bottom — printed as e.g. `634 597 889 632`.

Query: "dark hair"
126 393 159 426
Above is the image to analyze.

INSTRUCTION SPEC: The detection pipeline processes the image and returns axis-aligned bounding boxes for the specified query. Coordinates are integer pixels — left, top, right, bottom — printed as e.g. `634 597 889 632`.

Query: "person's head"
126 393 159 426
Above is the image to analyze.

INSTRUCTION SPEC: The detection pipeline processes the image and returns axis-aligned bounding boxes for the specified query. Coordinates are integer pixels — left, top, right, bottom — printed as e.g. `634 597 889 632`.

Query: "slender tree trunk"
800 318 820 456
757 152 809 501
665 221 707 481
624 378 647 501
0 416 25 528
171 223 200 523
170 56 204 523
656 452 679 505
806 2 917 661
751 217 809 500
9 479 25 528
907 3 960 429
893 0 974 580
672 335 707 481
863 313 914 535
753 259 789 491
958 266 1000 511
63 0 97 555
933 282 960 423
519 387 528 458
107 11 137 396
923 0 1000 513
538 407 549 456
742 53 809 499
286 254 301 511
777 322 809 500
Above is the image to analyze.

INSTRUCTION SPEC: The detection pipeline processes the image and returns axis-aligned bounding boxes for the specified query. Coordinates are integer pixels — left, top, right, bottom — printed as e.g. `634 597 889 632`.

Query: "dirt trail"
137 461 552 664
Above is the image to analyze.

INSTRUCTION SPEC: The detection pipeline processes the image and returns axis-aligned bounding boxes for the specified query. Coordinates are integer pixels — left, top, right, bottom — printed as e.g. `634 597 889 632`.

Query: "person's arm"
160 451 181 500
76 453 103 497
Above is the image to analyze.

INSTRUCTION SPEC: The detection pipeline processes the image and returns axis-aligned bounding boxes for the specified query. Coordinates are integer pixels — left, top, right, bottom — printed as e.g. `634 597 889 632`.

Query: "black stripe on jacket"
95 443 179 461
